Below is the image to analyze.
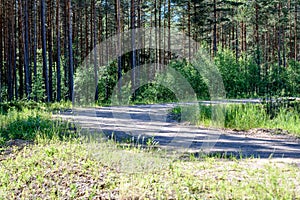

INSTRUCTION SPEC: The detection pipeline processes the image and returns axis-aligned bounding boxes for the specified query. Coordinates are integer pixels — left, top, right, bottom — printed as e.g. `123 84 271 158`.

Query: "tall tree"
67 0 74 102
131 0 136 100
93 0 99 101
23 0 30 99
47 0 53 101
0 0 2 102
41 0 50 102
56 0 61 101
295 0 298 61
115 0 122 100
213 0 217 57
33 0 38 101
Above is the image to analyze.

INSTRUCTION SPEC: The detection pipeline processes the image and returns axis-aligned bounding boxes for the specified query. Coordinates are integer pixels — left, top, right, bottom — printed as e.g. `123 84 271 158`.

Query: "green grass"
0 102 299 199
171 103 300 136
0 140 299 199
0 100 72 114
0 103 75 146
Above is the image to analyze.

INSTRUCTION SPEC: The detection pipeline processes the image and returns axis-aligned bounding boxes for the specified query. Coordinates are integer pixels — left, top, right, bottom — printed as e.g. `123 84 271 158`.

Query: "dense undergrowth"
172 101 300 136
0 101 74 146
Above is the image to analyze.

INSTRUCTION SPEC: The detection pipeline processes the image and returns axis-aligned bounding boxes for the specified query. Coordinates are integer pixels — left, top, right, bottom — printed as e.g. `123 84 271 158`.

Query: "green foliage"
287 60 300 96
0 101 72 115
172 102 300 135
1 115 54 141
74 64 97 105
215 48 260 98
31 49 69 102
0 104 74 145
74 48 300 106
0 101 41 114
1 140 300 199
31 70 46 101
214 48 300 98
223 104 268 130
132 84 178 104
169 60 209 100
97 62 118 105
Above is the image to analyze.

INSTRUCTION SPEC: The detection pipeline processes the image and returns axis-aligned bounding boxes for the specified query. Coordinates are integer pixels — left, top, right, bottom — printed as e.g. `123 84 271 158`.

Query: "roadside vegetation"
1 0 300 198
0 101 73 146
1 102 300 199
1 136 300 199
172 101 300 136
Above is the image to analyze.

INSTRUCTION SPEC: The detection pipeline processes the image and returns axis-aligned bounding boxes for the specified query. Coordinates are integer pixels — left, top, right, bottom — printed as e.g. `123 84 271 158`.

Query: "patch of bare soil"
227 128 300 142
0 139 34 161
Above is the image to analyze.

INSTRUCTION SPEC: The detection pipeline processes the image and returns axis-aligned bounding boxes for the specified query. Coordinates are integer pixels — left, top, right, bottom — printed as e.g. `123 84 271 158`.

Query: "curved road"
56 103 300 161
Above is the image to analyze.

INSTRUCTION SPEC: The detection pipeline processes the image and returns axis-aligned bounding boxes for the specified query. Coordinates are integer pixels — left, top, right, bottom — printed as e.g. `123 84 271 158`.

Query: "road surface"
55 103 300 162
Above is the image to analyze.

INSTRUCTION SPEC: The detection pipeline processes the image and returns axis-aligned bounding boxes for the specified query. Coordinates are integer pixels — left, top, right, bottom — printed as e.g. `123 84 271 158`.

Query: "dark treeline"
0 0 299 102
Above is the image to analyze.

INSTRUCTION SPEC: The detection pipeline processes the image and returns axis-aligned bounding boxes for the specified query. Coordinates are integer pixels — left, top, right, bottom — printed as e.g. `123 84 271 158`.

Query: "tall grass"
174 103 300 136
225 104 300 135
0 103 74 146
223 104 268 130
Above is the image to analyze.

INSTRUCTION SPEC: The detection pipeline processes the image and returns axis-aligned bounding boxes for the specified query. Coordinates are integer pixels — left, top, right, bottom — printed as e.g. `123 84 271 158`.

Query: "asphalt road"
56 102 300 161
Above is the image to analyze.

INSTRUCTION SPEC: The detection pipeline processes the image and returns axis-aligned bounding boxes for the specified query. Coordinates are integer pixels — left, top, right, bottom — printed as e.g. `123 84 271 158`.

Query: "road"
55 102 300 162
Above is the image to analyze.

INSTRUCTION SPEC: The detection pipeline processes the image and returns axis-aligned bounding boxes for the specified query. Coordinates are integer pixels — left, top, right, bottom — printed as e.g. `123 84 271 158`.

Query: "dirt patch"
226 128 300 142
0 139 34 161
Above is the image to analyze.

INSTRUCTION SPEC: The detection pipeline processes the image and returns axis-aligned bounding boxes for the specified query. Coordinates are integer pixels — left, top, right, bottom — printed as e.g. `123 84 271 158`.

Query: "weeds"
171 102 300 136
0 105 76 146
0 102 299 199
0 140 299 199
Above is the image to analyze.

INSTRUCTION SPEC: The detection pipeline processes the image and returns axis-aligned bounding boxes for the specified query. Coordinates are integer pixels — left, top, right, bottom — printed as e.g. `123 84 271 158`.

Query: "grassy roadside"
1 140 300 199
0 101 74 146
172 103 300 137
0 102 300 199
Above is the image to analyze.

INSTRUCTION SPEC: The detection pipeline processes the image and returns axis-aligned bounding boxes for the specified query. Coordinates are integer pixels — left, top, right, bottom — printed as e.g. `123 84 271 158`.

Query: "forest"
0 0 299 103
1 1 300 199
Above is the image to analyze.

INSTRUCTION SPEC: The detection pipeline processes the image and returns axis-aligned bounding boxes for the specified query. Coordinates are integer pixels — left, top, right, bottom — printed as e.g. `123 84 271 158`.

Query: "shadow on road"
56 104 300 159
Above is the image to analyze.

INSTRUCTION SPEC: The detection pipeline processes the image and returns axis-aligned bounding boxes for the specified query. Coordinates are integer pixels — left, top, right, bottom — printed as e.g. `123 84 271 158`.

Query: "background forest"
1 1 300 198
0 0 300 104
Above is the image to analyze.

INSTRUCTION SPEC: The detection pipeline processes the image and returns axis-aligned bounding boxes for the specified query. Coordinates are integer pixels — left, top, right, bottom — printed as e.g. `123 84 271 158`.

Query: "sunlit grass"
172 103 300 136
0 105 75 146
0 102 299 199
0 140 299 199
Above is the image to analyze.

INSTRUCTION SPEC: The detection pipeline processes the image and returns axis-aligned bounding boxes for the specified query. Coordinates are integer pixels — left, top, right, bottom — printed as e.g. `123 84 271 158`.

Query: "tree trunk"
79 0 84 60
56 0 61 101
24 0 30 99
63 1 68 98
235 23 238 62
255 1 260 66
131 0 136 100
295 2 297 61
18 0 24 99
188 0 191 59
67 0 74 102
115 0 122 100
289 0 293 59
277 3 282 67
168 0 171 60
85 3 89 58
0 0 2 102
7 3 13 101
47 0 53 101
13 0 17 100
33 0 37 101
93 0 99 101
213 0 217 57
41 0 50 102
